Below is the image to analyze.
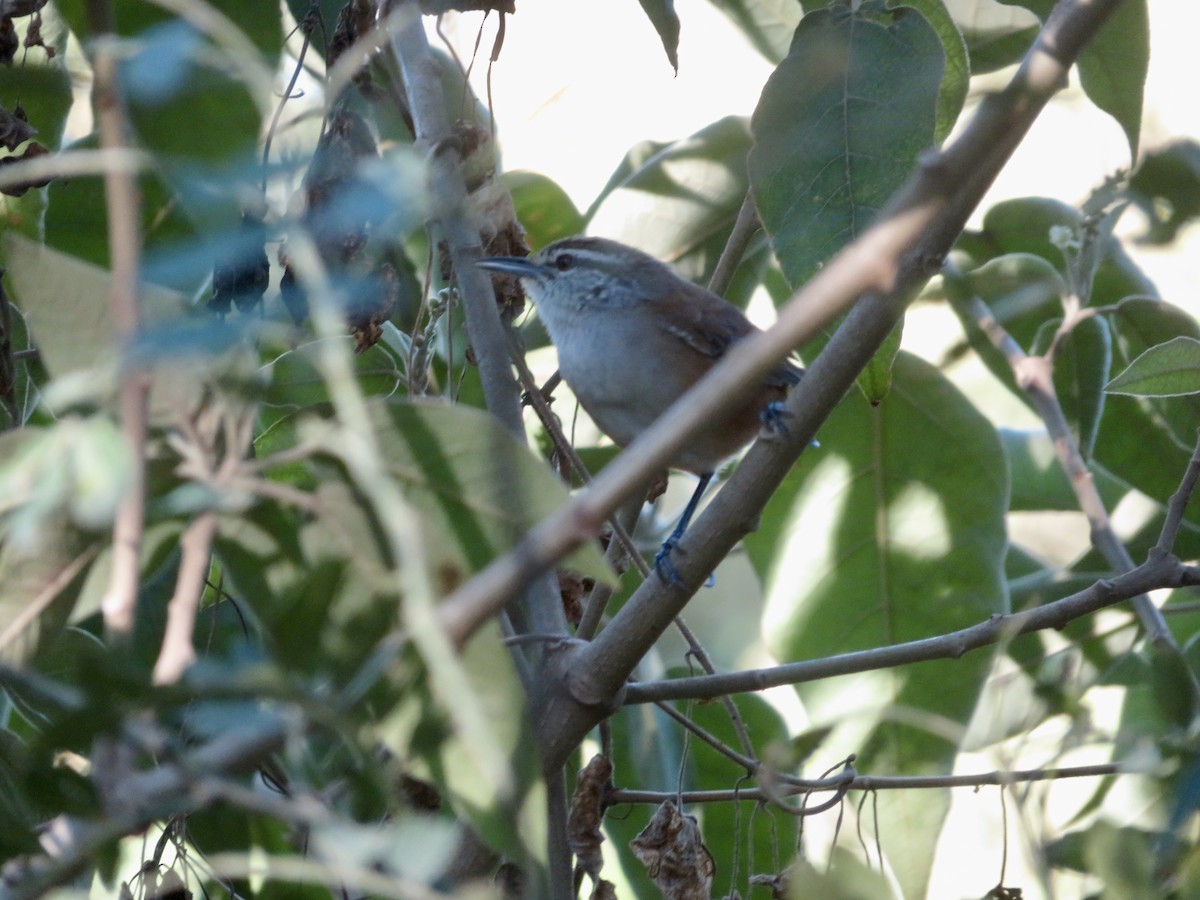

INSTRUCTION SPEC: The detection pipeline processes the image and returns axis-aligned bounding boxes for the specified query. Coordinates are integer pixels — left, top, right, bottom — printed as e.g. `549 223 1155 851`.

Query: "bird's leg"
760 400 790 435
653 471 714 586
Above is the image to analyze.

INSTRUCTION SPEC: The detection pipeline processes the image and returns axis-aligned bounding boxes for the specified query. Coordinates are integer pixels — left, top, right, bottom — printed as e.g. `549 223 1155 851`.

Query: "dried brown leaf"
568 754 613 883
630 800 715 900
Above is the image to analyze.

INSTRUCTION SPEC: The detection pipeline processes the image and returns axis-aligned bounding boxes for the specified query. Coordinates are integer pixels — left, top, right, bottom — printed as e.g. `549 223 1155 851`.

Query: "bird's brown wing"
656 287 803 388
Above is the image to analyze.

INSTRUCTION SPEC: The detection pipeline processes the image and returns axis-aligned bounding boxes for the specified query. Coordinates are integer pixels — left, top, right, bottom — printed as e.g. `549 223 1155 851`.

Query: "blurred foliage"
0 0 1196 898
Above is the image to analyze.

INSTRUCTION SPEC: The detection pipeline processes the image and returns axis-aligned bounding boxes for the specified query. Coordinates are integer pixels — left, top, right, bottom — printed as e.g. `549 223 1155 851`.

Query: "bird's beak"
476 256 551 280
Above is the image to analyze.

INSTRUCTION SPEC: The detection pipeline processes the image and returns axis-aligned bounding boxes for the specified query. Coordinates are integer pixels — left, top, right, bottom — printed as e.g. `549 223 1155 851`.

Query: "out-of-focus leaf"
504 171 585 251
750 4 944 289
745 352 1008 898
704 0 803 62
1106 336 1200 398
308 399 615 586
1128 140 1200 245
3 235 189 380
1075 0 1148 161
588 117 758 289
380 622 546 871
39 137 198 285
998 0 1147 159
637 0 680 72
780 847 894 898
263 338 402 408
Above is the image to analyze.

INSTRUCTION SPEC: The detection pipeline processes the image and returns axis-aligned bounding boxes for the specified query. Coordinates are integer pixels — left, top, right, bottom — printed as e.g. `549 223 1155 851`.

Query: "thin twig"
608 762 1123 805
1157 428 1200 555
707 191 761 299
950 278 1175 646
152 511 218 684
90 9 149 640
621 553 1198 704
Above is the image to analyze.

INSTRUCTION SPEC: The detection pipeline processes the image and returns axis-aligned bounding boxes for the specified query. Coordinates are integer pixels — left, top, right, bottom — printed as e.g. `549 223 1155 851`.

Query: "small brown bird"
480 236 803 581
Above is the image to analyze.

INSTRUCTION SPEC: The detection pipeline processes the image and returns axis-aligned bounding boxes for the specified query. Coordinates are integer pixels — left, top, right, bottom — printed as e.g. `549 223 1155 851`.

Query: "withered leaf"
630 800 715 900
568 754 613 883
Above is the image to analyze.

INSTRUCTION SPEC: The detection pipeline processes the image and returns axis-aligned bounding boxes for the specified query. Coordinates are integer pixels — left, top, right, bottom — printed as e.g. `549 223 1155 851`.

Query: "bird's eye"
554 253 576 271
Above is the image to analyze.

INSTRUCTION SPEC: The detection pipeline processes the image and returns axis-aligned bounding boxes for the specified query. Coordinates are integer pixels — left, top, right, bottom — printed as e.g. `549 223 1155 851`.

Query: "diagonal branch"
950 281 1175 645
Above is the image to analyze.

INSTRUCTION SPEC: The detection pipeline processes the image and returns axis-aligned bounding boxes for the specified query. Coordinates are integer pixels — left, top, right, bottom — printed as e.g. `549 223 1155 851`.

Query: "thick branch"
623 554 1198 704
388 3 566 640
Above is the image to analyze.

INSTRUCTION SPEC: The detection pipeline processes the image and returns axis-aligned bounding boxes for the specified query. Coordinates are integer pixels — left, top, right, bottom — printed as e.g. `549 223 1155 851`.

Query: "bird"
478 235 803 583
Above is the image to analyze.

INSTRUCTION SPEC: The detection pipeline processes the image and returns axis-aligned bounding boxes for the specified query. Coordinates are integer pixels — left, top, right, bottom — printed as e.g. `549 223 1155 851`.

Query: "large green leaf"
889 0 969 143
588 116 759 291
746 352 1009 897
379 622 545 873
749 2 945 289
303 399 615 586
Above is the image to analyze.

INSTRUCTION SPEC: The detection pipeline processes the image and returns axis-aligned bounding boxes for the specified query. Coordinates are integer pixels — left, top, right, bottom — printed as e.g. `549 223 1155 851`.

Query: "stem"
152 511 218 684
89 4 149 640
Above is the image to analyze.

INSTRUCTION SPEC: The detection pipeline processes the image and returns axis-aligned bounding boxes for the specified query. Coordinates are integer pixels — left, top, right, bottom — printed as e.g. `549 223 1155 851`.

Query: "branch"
608 762 1125 805
951 280 1176 645
89 5 149 640
0 722 287 900
622 553 1198 704
151 511 217 684
387 2 566 639
707 191 761 298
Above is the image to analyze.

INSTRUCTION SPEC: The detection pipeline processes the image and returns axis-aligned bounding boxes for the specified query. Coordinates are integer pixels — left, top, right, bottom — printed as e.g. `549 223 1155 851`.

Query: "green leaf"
957 197 1156 311
315 400 615 586
745 352 1009 898
3 235 189 381
263 339 403 408
1106 336 1200 398
888 0 969 143
704 0 804 62
1075 0 1148 161
997 0 1147 159
380 623 546 871
750 3 945 289
637 0 681 72
503 171 585 252
1128 139 1200 245
39 137 199 286
1051 314 1112 460
686 691 800 896
588 117 757 289
856 316 903 404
